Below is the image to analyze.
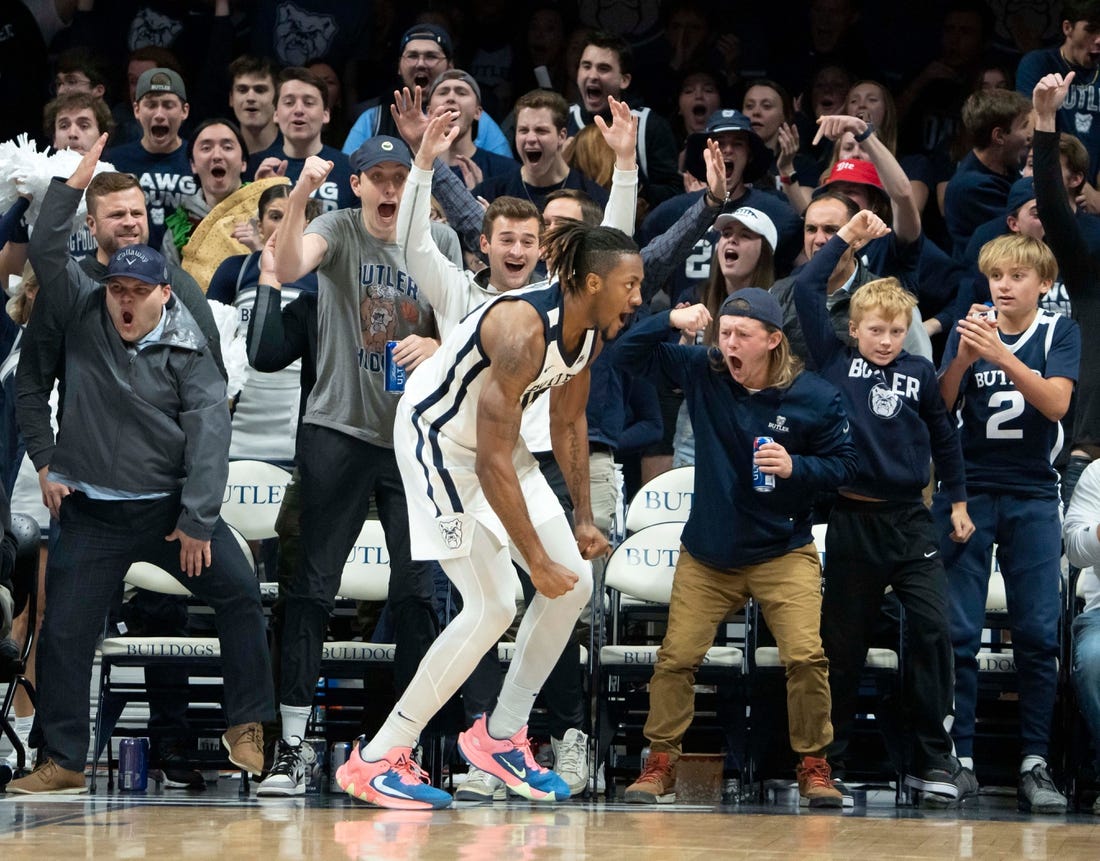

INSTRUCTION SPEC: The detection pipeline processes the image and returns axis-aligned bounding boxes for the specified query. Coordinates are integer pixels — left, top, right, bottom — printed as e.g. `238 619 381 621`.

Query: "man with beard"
342 24 512 160
257 138 462 796
106 68 196 249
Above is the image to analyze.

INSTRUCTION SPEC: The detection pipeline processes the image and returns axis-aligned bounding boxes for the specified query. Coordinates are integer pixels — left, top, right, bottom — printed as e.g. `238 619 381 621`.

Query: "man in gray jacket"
7 138 272 794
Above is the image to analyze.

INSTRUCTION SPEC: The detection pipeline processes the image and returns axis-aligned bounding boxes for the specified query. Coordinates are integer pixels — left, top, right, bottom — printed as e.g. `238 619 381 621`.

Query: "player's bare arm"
476 301 578 598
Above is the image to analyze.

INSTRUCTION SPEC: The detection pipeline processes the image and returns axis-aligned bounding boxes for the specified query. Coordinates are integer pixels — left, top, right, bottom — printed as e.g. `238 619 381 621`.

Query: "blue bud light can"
119 737 149 791
753 436 775 493
329 741 352 792
384 340 406 393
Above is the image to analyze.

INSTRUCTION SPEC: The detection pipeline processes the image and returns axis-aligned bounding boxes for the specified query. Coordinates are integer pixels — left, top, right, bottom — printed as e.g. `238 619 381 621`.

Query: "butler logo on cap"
350 136 412 173
135 67 187 102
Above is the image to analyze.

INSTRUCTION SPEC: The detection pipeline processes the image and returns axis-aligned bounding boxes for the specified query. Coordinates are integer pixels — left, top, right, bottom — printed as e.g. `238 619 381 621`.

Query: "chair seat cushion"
977 649 1015 672
99 636 221 659
321 642 396 663
753 646 897 670
601 644 742 667
497 642 589 664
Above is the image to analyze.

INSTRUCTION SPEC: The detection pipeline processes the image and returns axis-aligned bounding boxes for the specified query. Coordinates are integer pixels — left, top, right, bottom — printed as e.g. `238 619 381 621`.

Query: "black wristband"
854 123 874 143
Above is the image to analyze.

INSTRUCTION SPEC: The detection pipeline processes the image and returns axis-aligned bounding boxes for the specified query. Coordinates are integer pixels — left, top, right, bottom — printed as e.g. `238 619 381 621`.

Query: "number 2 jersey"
940 309 1080 499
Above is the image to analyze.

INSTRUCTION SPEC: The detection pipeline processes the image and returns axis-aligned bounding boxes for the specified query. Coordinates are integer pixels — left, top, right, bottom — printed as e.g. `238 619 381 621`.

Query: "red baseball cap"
818 159 884 192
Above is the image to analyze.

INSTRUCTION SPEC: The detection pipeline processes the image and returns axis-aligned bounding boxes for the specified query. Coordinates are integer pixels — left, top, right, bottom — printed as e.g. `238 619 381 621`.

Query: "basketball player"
336 220 644 809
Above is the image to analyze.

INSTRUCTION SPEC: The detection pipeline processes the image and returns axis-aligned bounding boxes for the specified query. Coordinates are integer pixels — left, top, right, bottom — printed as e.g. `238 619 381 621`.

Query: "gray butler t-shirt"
304 208 460 447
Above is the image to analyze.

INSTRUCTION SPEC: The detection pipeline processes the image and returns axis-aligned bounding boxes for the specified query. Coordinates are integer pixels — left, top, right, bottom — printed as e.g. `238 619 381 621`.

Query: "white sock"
1020 755 1046 774
279 704 311 743
959 756 974 770
489 680 539 740
361 708 422 762
13 714 33 740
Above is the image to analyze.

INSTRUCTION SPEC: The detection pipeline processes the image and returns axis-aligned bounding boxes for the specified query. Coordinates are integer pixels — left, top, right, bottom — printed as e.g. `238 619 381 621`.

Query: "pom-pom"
0 135 116 232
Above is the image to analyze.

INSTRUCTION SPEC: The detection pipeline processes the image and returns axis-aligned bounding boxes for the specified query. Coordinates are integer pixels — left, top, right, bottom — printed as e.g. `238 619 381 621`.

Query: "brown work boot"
796 755 843 808
6 758 87 794
624 751 677 803
222 722 265 777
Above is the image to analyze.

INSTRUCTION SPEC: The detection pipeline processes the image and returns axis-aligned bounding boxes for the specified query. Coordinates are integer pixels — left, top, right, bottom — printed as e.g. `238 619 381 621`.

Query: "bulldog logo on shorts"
439 518 463 550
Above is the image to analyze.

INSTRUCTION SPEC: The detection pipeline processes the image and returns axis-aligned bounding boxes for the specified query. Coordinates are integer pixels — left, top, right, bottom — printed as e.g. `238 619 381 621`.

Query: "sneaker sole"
336 760 452 810
453 789 504 802
919 790 978 809
806 795 843 808
256 782 305 797
904 775 960 798
457 731 566 803
623 789 676 804
6 785 88 795
1018 799 1068 814
221 735 263 778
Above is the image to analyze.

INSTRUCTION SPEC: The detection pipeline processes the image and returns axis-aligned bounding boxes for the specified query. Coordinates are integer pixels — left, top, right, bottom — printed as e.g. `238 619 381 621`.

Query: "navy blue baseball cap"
1005 176 1036 216
351 136 412 173
719 287 784 330
400 23 453 58
685 109 773 185
105 245 169 285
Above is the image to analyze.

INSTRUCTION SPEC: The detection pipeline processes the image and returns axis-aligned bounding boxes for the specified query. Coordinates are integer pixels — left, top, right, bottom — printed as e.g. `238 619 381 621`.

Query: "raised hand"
703 137 728 202
776 122 800 175
593 95 638 166
453 153 483 189
297 155 333 195
1033 71 1074 120
813 114 868 146
65 132 108 190
415 110 460 169
670 302 712 334
254 157 289 180
390 85 429 152
838 209 891 248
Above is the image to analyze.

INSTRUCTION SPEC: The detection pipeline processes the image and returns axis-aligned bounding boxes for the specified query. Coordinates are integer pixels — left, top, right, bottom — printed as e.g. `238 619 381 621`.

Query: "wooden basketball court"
3 781 1098 860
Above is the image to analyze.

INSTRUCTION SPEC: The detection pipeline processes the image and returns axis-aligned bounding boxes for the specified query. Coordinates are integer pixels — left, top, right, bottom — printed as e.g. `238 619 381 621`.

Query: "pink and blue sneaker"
336 743 452 810
457 714 569 802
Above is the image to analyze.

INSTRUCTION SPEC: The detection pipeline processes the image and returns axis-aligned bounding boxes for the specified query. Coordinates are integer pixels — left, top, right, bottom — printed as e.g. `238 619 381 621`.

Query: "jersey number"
985 392 1024 439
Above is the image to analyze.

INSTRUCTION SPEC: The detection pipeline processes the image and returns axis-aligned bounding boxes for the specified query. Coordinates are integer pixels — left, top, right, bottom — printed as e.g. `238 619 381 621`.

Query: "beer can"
119 737 149 791
753 436 776 493
304 737 327 794
384 340 406 393
329 741 353 792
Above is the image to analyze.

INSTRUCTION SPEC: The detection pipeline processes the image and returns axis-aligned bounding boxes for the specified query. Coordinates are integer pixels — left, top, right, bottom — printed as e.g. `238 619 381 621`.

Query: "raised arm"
273 157 331 283
395 111 471 333
475 301 579 598
595 95 639 234
639 138 727 301
815 115 920 245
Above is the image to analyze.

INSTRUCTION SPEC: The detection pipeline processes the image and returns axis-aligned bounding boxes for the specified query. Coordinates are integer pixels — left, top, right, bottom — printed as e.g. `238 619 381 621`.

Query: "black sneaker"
1018 763 1067 814
152 749 205 789
907 761 978 809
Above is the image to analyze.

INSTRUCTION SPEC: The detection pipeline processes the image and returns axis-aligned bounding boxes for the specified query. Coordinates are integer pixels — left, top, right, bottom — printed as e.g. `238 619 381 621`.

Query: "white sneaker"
256 736 315 797
551 729 589 796
4 731 35 771
454 766 506 801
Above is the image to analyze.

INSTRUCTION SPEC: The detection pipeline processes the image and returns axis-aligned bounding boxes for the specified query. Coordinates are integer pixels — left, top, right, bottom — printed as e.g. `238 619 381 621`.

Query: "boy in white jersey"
934 234 1080 813
336 220 643 809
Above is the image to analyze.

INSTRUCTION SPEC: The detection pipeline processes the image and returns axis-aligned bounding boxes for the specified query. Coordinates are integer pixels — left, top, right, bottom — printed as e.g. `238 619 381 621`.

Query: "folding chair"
0 513 41 783
220 460 293 540
623 467 694 534
91 526 256 793
594 521 745 798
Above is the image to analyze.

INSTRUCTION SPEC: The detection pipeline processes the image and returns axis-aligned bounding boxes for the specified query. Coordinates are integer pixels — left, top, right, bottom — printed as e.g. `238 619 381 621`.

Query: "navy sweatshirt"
793 235 967 503
613 312 857 569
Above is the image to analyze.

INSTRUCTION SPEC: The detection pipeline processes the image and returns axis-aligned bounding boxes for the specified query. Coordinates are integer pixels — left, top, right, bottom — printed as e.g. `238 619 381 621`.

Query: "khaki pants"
644 543 833 758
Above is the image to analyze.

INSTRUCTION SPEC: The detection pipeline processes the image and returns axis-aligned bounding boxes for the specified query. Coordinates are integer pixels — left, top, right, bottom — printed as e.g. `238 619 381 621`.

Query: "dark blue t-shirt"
105 140 195 249
245 143 356 213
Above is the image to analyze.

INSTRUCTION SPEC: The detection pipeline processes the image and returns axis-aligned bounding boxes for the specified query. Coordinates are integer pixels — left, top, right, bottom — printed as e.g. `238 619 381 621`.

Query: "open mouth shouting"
149 123 171 141
377 202 397 220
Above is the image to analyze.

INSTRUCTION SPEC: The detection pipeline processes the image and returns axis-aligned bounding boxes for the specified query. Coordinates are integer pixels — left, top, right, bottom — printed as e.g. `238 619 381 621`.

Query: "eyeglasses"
53 74 93 92
401 51 446 64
